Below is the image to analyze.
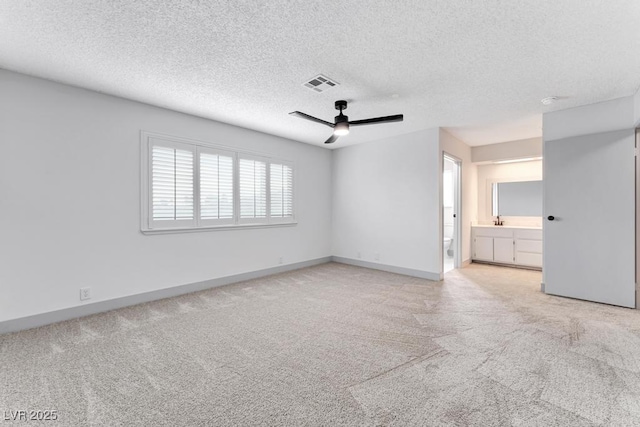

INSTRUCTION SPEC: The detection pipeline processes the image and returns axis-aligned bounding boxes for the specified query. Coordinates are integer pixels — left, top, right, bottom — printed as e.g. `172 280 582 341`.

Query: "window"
141 132 295 232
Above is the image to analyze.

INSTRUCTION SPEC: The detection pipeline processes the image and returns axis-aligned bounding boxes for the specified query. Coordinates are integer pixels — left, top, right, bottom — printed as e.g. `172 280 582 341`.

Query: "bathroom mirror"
492 180 542 216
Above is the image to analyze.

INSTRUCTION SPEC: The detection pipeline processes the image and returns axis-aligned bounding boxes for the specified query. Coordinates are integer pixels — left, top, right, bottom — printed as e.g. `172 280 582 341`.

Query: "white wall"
476 160 543 227
544 96 636 142
331 129 441 277
0 70 333 322
471 137 542 163
439 129 476 264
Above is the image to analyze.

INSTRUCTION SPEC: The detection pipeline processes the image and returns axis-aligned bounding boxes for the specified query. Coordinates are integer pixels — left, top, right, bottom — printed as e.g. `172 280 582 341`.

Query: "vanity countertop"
472 224 542 230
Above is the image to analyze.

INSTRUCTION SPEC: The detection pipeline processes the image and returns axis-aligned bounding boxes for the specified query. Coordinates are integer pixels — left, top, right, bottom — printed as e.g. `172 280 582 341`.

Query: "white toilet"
443 237 452 258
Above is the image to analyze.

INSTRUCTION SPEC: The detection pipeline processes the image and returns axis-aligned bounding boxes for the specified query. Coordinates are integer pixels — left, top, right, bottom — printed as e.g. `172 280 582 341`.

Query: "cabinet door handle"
547 215 555 221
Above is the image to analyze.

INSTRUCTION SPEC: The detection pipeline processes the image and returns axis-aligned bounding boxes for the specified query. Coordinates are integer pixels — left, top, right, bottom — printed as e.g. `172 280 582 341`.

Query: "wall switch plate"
374 252 380 261
357 251 362 259
80 287 91 301
278 256 283 265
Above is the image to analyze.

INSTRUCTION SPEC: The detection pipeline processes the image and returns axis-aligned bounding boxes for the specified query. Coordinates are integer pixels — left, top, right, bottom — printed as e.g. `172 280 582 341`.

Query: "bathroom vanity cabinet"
471 225 542 269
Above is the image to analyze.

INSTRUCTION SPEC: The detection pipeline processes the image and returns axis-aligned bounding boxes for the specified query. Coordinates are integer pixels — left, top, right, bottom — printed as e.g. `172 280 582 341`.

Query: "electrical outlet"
80 287 91 301
374 252 380 261
278 256 283 265
357 251 362 259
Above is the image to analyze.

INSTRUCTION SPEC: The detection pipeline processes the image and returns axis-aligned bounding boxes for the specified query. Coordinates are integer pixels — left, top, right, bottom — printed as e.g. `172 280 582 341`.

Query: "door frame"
443 153 462 272
636 128 639 309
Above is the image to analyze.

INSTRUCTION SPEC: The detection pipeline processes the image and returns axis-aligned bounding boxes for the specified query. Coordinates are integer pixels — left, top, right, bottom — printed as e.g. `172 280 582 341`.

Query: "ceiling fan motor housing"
335 114 349 124
335 100 348 111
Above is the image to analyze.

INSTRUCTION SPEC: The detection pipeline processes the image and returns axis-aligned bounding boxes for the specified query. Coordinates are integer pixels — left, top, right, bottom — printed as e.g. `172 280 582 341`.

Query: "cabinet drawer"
516 239 542 254
473 227 513 238
515 229 542 240
516 252 542 267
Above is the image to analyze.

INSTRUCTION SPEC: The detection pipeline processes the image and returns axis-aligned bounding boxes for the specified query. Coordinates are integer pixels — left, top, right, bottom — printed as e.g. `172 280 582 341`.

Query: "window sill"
141 221 297 235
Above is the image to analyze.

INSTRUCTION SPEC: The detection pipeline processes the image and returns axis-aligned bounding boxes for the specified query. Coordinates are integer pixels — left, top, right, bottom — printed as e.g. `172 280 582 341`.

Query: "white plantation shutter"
239 157 267 221
143 133 295 231
200 150 234 224
151 143 194 227
270 163 293 219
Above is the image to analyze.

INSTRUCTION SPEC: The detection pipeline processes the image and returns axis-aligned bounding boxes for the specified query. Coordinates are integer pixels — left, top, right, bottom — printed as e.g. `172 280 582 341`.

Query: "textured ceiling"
1 1 639 148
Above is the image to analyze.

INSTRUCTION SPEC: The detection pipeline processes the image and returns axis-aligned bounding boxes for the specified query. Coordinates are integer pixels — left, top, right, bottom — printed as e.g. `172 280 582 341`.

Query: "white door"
544 129 636 308
474 236 493 261
494 238 514 264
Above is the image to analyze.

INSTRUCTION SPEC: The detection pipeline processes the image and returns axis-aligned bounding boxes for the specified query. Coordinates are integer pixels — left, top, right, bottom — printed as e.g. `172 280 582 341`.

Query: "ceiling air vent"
303 74 339 93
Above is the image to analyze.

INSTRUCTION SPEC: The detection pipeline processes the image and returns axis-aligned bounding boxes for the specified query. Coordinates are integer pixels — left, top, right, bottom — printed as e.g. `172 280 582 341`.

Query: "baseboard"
0 257 332 335
331 256 440 281
461 258 472 267
471 260 542 271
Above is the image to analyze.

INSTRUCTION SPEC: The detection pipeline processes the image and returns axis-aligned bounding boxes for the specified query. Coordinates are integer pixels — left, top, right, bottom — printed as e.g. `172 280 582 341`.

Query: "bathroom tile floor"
443 255 455 273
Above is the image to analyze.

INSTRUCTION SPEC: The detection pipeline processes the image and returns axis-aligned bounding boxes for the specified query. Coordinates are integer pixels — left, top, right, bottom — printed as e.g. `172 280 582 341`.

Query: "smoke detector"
541 96 558 105
303 74 339 93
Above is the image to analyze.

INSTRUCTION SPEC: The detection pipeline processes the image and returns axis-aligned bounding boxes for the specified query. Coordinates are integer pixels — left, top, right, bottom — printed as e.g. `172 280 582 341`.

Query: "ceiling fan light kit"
334 121 349 136
289 100 403 144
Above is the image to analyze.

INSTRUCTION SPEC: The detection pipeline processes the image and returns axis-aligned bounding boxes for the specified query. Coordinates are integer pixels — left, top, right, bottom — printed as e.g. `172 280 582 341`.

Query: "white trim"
332 256 441 281
141 221 298 235
268 217 296 225
0 257 446 334
0 256 331 335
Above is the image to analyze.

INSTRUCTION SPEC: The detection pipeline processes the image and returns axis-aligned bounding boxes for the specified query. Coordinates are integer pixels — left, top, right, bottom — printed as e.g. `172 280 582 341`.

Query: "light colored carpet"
2 262 640 426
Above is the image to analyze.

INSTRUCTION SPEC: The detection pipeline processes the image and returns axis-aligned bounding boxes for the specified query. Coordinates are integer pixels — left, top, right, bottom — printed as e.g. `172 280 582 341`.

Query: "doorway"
443 154 461 273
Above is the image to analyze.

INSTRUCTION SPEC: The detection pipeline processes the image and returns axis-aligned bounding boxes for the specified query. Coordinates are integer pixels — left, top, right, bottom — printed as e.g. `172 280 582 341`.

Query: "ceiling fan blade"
289 111 335 128
349 114 404 126
324 133 340 144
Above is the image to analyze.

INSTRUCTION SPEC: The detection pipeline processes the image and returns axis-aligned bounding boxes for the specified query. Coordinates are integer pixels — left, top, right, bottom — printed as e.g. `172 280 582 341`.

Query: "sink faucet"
494 215 504 226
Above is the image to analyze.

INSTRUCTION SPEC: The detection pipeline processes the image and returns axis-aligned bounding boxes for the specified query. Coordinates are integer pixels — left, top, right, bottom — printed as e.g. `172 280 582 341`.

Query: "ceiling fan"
289 100 403 144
